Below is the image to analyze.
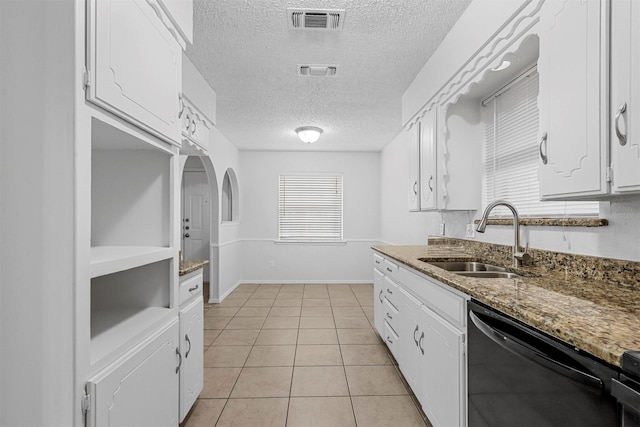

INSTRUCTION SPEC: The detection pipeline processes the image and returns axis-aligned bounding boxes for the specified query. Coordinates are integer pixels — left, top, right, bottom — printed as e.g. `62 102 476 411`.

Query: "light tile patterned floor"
181 283 430 427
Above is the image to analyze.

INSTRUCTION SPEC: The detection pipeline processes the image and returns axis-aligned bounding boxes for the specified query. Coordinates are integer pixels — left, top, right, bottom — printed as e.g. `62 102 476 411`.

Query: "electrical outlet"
439 223 446 236
466 223 475 238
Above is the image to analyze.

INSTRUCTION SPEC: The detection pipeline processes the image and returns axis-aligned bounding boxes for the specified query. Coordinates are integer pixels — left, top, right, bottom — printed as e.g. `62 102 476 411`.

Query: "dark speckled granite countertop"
179 259 209 276
373 239 640 367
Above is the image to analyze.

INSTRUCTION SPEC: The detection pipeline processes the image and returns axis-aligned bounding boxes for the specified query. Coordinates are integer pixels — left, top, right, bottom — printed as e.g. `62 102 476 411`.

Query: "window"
482 67 598 216
278 173 343 241
222 171 233 222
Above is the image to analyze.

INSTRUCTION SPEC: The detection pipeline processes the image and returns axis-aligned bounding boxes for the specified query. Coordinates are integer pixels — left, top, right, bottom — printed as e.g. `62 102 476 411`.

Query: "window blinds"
482 69 598 216
278 174 344 241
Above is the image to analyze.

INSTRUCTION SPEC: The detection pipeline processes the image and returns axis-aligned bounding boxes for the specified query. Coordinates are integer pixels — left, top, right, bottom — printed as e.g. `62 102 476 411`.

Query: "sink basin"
456 271 521 279
420 260 507 272
419 260 522 279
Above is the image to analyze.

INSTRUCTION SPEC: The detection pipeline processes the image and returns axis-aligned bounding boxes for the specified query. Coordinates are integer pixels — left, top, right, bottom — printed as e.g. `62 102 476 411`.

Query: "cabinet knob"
615 102 628 146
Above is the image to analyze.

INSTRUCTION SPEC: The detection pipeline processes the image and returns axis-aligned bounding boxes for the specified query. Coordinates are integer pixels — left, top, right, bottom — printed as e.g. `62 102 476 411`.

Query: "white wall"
239 151 381 283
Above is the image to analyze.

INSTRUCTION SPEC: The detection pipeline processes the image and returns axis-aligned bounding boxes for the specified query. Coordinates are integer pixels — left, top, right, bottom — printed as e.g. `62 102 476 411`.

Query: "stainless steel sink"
419 260 522 279
420 260 507 272
456 271 521 279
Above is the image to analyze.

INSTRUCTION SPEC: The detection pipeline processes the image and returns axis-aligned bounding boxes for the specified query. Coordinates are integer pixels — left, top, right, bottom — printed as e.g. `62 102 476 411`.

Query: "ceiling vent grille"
298 64 339 77
288 8 345 30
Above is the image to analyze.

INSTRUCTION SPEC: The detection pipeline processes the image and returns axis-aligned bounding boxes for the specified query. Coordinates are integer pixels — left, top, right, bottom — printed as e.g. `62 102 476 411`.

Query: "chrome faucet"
476 200 531 268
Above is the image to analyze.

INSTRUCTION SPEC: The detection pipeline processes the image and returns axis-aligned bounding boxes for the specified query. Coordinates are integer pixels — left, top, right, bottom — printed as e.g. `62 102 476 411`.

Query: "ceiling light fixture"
295 126 323 144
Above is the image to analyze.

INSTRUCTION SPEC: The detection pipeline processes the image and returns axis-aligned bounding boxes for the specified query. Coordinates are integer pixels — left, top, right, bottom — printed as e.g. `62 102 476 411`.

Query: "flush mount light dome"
295 126 323 144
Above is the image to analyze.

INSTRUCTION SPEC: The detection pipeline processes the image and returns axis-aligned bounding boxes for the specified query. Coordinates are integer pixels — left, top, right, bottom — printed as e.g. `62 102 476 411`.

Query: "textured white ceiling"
187 0 472 152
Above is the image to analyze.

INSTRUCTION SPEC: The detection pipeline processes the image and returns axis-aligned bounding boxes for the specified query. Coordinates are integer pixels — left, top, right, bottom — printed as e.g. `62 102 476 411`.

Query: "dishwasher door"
468 301 619 427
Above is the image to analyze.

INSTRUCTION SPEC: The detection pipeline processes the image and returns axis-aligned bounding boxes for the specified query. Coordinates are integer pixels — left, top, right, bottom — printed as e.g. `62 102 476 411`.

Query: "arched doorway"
180 155 220 302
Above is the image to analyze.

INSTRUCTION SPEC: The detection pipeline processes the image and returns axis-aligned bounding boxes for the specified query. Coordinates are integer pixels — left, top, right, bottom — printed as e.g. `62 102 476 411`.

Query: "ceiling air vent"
288 8 345 30
298 64 338 77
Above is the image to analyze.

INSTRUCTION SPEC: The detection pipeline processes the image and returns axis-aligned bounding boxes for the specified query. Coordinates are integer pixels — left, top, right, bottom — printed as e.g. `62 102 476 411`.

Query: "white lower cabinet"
373 252 467 427
86 317 180 427
179 297 204 422
373 267 386 337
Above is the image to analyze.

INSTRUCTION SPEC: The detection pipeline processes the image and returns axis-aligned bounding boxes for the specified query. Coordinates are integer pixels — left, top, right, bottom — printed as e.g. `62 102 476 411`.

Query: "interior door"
182 171 210 267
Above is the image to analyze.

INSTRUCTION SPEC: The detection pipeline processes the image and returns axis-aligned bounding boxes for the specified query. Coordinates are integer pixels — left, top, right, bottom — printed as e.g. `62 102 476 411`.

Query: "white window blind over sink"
278 173 344 241
482 68 598 216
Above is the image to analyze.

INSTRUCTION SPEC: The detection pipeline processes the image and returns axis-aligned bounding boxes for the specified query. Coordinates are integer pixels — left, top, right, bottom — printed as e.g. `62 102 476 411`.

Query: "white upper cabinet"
408 122 421 211
180 53 216 155
87 0 182 145
537 0 609 200
158 0 194 45
610 0 640 193
419 108 437 211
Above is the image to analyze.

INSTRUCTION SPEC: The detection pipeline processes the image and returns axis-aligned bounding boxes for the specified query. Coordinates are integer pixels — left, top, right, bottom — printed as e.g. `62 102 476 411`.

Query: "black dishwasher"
468 300 619 427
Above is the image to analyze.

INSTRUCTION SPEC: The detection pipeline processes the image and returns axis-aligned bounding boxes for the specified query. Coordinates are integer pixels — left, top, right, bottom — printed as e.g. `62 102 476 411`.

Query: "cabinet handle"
178 94 185 118
386 288 393 295
188 284 199 292
386 337 393 344
539 132 548 165
615 102 628 146
386 312 393 320
418 331 425 355
185 334 191 358
413 325 419 347
428 175 433 192
413 181 418 195
386 267 393 273
175 347 182 374
378 289 383 303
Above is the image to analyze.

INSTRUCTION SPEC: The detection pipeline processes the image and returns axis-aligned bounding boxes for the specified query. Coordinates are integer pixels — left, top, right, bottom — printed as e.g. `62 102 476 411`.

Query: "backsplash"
428 236 640 291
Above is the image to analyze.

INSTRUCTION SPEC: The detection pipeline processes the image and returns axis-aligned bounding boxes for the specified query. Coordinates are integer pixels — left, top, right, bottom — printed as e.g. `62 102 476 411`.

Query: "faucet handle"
514 251 532 266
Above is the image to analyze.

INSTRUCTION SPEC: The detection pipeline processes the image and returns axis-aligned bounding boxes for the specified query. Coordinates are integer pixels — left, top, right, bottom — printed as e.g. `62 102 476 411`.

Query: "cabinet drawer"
383 259 399 277
397 266 466 329
179 270 203 306
383 298 399 332
373 253 384 269
383 276 399 310
383 321 399 360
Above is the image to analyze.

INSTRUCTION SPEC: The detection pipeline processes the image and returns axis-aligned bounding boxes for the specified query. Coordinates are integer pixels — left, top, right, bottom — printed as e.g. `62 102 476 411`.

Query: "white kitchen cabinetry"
180 53 217 155
610 0 640 193
158 0 194 44
86 0 183 145
373 252 467 427
420 108 438 210
86 318 180 427
537 0 609 200
408 121 421 211
373 256 386 337
178 270 204 422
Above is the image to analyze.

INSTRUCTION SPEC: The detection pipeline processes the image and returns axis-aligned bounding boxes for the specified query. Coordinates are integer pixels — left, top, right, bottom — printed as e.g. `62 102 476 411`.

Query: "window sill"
473 217 608 227
274 240 347 245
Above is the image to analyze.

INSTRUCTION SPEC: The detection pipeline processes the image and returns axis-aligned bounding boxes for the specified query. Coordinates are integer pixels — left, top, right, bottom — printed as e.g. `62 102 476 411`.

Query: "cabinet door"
611 0 640 193
87 318 180 427
396 287 423 395
408 122 421 211
179 298 204 422
373 268 385 337
419 305 465 427
419 109 437 210
87 0 182 144
537 0 609 199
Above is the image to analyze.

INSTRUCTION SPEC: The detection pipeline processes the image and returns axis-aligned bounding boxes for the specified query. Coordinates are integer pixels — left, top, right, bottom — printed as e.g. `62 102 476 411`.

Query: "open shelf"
90 306 172 366
90 246 174 278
